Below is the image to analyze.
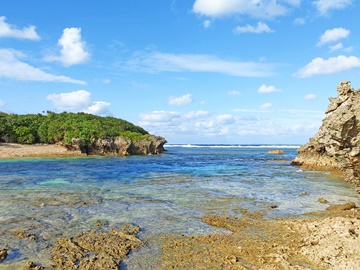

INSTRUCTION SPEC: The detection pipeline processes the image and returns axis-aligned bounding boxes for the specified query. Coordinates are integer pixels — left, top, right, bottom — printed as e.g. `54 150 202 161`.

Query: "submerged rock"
292 81 360 187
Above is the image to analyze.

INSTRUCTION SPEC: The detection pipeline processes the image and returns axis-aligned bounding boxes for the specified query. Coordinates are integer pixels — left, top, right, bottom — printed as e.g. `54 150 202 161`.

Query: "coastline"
0 142 85 159
1 144 360 269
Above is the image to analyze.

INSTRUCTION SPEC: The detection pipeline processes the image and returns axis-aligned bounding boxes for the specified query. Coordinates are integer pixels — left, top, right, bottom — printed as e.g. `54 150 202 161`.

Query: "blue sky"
1 0 359 144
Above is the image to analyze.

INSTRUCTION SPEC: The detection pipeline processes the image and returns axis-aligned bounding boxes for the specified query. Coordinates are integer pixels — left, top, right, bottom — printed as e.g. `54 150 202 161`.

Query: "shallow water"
0 146 359 269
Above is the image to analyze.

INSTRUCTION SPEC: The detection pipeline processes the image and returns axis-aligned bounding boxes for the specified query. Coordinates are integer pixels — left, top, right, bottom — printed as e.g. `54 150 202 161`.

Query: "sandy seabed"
1 143 360 269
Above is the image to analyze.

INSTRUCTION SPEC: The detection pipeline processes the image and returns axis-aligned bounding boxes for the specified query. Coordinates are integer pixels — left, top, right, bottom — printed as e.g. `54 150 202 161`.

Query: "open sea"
1 144 359 269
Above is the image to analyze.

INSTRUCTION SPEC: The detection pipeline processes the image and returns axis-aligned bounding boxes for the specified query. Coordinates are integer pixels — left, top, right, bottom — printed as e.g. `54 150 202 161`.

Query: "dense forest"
0 111 149 145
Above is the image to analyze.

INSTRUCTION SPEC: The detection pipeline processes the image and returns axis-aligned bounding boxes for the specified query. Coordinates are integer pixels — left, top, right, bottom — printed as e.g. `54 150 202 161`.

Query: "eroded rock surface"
69 135 167 156
292 81 360 187
51 225 142 269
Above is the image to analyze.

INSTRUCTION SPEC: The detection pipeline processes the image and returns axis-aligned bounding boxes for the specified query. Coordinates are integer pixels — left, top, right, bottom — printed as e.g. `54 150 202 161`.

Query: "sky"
1 0 360 144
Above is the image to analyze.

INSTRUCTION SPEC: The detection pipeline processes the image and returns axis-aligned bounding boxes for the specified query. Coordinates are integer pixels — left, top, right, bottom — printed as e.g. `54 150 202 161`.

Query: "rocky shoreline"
0 135 167 158
292 81 360 191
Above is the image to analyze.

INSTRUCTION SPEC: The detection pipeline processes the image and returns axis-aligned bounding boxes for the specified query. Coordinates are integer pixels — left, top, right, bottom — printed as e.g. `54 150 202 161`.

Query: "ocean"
0 145 359 269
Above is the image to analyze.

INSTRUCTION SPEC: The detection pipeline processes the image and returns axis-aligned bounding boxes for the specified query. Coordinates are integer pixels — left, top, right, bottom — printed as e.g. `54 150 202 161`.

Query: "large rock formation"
292 81 360 187
68 135 167 156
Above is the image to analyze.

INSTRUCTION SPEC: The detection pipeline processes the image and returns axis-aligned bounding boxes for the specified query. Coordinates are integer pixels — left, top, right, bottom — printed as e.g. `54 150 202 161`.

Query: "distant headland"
0 111 166 158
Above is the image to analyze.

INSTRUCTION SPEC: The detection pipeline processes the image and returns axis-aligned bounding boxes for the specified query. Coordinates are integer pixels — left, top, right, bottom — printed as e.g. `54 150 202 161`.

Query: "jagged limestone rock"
292 81 360 187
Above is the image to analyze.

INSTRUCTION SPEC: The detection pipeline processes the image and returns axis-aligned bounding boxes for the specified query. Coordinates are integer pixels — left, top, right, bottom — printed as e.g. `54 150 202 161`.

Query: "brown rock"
268 150 284 154
292 81 360 187
326 202 356 211
0 249 8 261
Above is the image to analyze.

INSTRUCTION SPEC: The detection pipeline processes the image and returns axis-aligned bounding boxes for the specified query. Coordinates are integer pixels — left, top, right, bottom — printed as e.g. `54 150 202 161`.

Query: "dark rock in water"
68 135 167 156
292 81 360 187
0 249 8 261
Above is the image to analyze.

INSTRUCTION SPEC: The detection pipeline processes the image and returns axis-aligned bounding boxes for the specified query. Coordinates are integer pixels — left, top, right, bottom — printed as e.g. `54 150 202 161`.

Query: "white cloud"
203 20 211 28
138 108 319 143
124 52 277 77
234 22 274 34
313 0 353 16
84 101 111 115
139 111 181 125
329 42 343 52
0 16 40 40
169 94 193 106
316 27 350 47
294 55 360 78
228 90 240 95
45 27 90 66
47 90 111 115
192 0 298 18
258 84 281 93
260 102 272 109
293 17 305 25
183 110 209 119
217 114 236 124
0 48 86 85
304 94 317 100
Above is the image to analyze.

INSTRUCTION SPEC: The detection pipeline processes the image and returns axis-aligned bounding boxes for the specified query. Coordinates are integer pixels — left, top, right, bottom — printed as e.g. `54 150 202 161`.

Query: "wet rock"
51 225 142 269
25 261 44 270
0 249 8 261
268 150 284 155
326 202 356 211
318 198 329 204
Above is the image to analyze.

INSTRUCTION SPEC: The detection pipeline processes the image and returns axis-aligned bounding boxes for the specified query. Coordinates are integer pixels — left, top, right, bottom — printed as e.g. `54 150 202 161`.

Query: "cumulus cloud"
316 27 350 47
234 22 274 34
138 107 318 143
258 84 281 93
45 27 90 66
260 102 272 109
47 90 111 115
304 94 317 100
0 16 40 40
329 42 343 52
313 0 353 16
169 94 193 106
294 55 360 78
192 0 298 18
0 48 86 85
123 52 277 77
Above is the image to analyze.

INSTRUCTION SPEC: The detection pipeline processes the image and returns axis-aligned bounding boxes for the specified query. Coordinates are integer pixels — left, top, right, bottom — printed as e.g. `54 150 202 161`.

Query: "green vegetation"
0 111 148 145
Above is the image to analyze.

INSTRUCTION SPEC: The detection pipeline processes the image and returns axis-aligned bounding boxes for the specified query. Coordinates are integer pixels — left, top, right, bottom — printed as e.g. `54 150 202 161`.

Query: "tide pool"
0 146 359 269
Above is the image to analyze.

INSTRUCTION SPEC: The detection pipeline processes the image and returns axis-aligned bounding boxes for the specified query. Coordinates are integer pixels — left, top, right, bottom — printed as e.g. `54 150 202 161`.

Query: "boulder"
292 81 360 186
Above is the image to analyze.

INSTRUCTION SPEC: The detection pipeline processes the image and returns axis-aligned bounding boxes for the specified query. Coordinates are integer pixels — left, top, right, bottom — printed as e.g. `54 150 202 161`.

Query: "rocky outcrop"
292 81 360 187
68 135 167 156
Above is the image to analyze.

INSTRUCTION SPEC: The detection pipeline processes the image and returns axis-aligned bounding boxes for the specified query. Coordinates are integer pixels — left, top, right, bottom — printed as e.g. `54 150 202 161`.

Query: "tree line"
0 111 149 145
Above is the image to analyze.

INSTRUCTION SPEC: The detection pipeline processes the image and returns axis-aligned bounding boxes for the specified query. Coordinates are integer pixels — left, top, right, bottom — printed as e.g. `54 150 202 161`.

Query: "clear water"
0 145 359 269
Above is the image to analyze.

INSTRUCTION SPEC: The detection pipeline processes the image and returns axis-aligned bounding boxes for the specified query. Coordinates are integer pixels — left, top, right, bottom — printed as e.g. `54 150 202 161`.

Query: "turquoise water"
0 145 359 269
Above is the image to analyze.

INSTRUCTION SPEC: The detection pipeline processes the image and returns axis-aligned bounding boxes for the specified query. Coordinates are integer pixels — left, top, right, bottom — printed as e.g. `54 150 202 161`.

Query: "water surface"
0 145 358 269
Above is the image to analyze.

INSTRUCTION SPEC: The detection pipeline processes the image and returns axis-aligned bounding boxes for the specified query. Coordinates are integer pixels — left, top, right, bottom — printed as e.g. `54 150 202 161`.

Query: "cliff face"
68 135 167 156
292 81 360 187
